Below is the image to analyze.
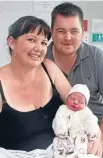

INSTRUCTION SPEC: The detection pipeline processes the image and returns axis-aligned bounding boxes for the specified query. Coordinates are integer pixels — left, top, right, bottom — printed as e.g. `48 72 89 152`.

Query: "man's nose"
64 32 72 40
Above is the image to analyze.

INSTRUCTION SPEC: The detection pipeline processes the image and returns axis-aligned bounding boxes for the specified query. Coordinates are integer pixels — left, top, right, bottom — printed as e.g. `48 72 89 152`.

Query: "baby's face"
66 92 86 111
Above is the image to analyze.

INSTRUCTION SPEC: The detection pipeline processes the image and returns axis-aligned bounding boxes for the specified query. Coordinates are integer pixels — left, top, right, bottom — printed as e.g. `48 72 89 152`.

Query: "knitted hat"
68 84 90 105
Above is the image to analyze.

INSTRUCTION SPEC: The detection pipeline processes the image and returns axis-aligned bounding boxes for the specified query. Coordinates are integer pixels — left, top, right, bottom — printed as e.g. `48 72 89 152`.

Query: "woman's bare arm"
43 59 72 103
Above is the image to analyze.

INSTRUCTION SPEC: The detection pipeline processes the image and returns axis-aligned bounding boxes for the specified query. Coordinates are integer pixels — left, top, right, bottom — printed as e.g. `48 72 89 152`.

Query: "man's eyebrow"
70 28 80 30
56 28 80 31
56 28 65 31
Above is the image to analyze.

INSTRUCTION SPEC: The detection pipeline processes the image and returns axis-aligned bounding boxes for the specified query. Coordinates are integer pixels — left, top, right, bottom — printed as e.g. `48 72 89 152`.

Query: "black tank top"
0 63 63 151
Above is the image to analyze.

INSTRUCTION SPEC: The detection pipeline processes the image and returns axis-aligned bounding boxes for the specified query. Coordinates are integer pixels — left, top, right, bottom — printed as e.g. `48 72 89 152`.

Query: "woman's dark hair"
7 16 51 55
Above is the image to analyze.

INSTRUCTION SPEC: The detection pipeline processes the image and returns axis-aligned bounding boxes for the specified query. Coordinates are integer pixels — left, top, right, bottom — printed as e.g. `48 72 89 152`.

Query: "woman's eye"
28 38 35 42
42 42 47 46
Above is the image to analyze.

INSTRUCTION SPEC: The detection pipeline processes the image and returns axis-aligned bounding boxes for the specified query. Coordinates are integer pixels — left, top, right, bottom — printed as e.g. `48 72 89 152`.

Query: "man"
46 2 103 157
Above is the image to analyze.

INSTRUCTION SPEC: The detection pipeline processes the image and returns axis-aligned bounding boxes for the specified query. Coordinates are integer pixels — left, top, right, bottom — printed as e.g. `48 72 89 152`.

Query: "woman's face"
8 28 48 68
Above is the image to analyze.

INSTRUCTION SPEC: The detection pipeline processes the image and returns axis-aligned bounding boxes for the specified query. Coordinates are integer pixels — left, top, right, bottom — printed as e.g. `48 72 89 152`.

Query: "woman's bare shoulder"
43 59 59 81
0 64 9 79
43 58 59 71
0 66 5 112
0 67 4 79
44 58 55 65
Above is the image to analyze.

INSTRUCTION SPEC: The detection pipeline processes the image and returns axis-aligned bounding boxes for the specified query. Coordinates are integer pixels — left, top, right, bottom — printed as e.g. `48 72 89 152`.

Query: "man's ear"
7 36 15 51
51 28 53 34
82 27 84 39
51 28 54 41
51 29 53 37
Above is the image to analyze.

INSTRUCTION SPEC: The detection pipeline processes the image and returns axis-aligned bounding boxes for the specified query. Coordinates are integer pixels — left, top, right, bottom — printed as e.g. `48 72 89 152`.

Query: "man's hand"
87 139 103 157
87 127 102 157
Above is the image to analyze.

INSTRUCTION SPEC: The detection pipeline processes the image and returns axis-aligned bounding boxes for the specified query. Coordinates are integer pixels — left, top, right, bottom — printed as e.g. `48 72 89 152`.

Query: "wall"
0 1 103 66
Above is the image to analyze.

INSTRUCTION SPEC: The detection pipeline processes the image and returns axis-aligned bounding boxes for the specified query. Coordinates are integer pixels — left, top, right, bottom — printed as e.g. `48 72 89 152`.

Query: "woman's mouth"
28 54 41 59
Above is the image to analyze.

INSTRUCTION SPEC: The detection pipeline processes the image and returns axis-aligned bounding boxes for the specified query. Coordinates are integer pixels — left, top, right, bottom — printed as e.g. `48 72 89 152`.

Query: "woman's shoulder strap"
0 81 6 103
41 62 54 86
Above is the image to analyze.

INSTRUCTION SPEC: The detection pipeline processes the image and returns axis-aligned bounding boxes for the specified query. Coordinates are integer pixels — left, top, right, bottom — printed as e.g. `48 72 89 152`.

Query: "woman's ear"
7 36 15 51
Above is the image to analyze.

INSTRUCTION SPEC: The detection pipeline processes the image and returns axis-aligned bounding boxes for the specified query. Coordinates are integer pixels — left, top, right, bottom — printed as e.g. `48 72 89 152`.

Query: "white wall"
0 1 103 66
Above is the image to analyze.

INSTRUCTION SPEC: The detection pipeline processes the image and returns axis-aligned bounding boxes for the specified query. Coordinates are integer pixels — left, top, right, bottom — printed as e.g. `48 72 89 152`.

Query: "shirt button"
44 115 48 119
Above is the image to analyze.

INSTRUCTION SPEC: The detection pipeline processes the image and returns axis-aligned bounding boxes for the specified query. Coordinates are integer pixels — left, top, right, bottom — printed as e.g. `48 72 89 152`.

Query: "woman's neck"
10 59 38 85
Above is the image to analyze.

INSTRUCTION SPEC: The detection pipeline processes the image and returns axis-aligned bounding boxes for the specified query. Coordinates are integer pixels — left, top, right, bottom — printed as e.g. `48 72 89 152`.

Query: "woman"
0 16 71 157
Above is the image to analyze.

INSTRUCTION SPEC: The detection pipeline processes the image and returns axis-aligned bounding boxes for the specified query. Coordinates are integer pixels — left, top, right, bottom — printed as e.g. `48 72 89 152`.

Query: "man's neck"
52 46 77 74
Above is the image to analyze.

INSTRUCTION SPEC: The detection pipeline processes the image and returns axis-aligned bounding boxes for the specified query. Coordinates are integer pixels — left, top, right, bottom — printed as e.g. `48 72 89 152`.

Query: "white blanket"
0 145 101 158
0 144 53 158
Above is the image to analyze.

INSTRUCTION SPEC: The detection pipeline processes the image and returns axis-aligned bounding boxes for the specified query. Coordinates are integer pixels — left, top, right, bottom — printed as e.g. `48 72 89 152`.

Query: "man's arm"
100 118 103 142
99 118 103 155
96 48 103 155
88 48 103 156
84 108 99 140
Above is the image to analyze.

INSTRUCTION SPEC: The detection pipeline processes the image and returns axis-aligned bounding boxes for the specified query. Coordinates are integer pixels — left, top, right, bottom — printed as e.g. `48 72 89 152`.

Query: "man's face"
52 14 83 56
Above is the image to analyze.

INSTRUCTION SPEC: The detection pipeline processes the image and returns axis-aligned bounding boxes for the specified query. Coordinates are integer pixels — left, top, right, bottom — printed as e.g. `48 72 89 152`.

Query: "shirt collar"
77 42 90 60
47 41 54 61
47 41 90 61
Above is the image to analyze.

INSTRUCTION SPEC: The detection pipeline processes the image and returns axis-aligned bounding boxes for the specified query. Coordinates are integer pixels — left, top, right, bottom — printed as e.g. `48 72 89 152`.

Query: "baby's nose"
74 100 78 104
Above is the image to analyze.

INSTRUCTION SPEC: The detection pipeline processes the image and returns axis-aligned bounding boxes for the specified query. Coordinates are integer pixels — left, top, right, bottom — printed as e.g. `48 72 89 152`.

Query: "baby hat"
68 84 90 104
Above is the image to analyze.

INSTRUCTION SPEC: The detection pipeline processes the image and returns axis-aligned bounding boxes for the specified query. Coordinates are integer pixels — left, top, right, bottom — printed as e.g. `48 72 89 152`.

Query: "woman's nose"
34 43 42 52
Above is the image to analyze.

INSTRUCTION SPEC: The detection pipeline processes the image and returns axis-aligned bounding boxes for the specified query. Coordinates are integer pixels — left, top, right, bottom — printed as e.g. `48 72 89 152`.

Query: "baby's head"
66 84 90 112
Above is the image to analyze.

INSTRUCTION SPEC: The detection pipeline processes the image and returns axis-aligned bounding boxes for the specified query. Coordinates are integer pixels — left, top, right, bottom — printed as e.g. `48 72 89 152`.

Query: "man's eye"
57 30 64 33
71 30 79 34
58 30 63 32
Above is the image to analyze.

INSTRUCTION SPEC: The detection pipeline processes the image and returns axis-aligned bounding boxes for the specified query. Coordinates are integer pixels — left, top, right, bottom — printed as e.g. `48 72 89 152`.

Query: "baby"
52 84 100 158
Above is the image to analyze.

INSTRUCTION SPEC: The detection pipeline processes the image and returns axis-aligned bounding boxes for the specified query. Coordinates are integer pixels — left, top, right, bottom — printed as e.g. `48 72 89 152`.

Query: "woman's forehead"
26 31 47 39
28 28 48 38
